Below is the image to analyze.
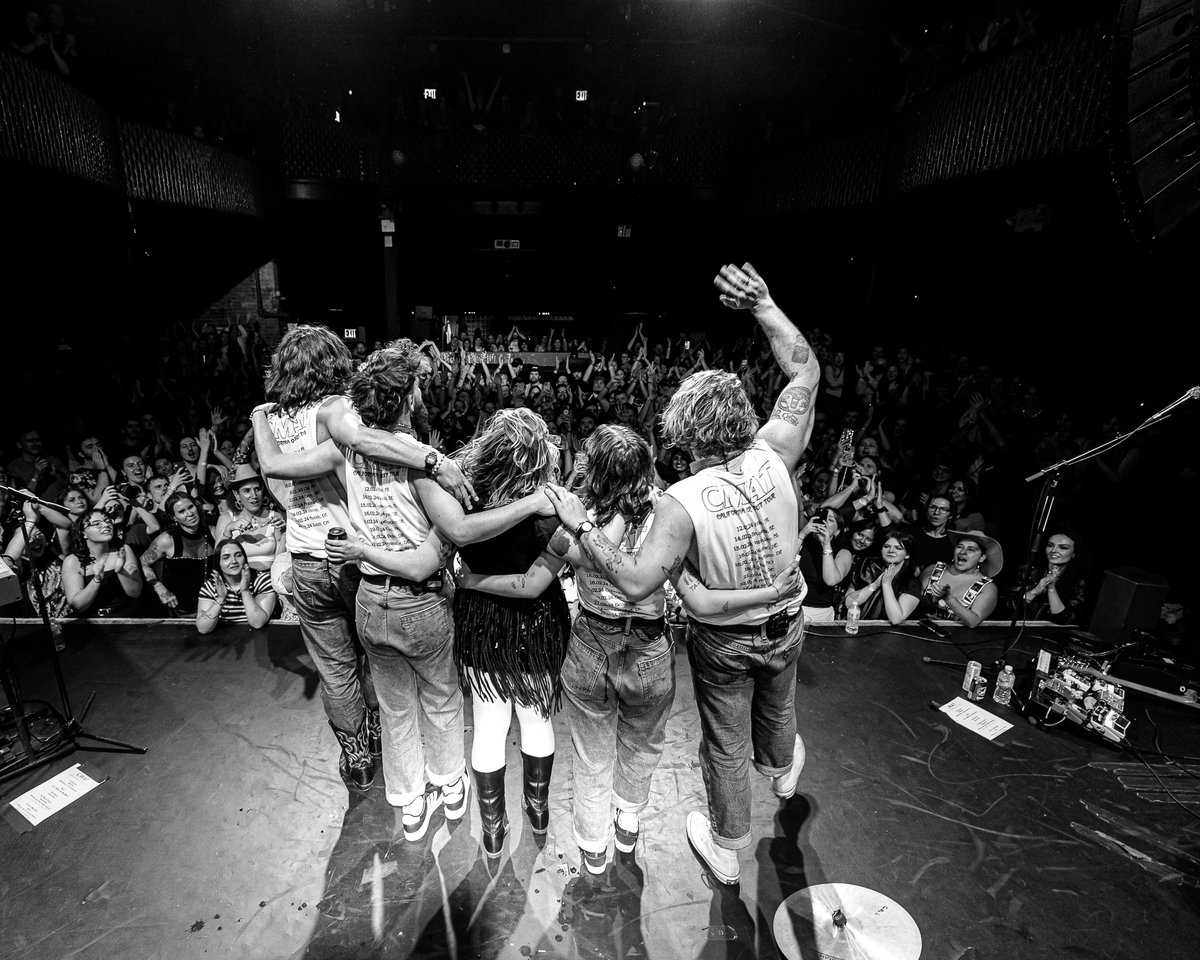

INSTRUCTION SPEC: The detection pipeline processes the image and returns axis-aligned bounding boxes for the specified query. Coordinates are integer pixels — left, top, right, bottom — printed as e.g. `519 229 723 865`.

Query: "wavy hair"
660 370 759 460
456 408 558 507
263 324 354 413
348 340 421 430
583 425 654 528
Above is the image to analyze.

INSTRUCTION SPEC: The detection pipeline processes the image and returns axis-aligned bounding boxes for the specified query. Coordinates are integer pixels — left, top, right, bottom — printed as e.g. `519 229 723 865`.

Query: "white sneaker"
685 812 739 885
402 787 444 842
772 733 806 799
442 772 470 821
614 809 639 853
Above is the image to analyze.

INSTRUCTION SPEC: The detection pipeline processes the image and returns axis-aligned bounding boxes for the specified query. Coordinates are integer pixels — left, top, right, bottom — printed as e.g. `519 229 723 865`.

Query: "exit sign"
493 239 521 249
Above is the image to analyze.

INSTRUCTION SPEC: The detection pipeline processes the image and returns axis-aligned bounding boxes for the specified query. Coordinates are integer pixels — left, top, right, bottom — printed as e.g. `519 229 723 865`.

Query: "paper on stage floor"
7 763 107 829
939 696 1014 740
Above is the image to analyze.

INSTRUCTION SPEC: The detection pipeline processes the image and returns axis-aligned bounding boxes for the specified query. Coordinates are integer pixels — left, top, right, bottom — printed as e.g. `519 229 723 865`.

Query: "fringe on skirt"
452 584 570 717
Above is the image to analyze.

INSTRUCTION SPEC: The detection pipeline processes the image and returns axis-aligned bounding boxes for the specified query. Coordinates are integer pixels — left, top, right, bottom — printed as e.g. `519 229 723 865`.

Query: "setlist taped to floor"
939 696 1014 740
4 763 108 832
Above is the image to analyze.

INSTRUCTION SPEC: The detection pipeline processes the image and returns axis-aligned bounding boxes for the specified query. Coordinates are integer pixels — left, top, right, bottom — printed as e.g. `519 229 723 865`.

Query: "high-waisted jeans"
355 579 465 807
561 611 677 853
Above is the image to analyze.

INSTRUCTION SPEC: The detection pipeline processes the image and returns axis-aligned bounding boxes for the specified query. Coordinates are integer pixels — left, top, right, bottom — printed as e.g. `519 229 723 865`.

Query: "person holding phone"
797 508 842 621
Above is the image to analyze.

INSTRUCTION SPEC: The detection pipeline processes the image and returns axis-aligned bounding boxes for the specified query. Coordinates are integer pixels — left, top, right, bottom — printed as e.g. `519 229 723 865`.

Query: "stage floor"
1 617 1198 960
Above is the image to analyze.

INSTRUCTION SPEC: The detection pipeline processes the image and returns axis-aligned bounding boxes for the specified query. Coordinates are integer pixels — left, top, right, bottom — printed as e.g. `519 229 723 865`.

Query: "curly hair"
455 408 558 507
660 370 759 460
348 340 421 430
583 425 654 528
264 324 354 414
70 511 117 564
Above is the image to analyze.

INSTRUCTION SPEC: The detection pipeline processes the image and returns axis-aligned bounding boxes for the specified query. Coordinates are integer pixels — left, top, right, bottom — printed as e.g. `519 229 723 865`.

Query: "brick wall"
195 262 285 347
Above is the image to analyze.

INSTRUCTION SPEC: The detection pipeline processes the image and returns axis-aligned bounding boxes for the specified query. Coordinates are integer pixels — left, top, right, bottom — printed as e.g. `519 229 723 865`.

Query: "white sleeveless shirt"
265 399 354 558
576 508 665 620
341 445 432 578
666 439 799 627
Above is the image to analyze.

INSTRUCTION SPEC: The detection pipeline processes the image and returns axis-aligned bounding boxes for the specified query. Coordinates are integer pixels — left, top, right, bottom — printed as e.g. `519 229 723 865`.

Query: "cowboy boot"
365 705 382 760
473 766 508 859
521 751 554 836
330 717 375 792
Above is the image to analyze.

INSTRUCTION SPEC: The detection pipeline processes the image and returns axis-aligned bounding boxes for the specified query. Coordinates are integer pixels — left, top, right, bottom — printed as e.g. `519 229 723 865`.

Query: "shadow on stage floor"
1 617 1198 959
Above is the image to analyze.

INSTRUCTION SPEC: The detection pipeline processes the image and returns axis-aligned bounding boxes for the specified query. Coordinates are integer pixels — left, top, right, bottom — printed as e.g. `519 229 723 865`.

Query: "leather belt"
702 610 799 637
290 552 323 562
360 571 435 593
581 607 665 633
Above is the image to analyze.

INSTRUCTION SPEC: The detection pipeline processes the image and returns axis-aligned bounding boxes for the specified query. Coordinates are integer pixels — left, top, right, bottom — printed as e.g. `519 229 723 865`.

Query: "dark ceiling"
56 0 907 138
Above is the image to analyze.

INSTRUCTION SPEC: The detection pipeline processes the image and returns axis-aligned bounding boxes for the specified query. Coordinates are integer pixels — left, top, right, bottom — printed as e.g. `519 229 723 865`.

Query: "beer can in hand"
328 527 347 541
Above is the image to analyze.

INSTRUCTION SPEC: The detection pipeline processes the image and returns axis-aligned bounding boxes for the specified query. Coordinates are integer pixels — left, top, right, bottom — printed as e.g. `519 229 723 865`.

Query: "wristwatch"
424 450 441 476
574 519 595 538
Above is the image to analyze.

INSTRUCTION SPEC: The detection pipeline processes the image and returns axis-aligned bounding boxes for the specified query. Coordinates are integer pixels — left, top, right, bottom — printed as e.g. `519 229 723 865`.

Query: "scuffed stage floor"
1 617 1197 959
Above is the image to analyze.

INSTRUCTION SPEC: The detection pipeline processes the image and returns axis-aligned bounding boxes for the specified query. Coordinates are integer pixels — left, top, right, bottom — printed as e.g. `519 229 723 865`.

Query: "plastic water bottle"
845 601 860 635
993 665 1015 706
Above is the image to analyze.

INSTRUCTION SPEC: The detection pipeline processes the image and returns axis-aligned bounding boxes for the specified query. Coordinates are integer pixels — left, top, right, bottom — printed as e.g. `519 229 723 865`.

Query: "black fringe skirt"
452 582 571 717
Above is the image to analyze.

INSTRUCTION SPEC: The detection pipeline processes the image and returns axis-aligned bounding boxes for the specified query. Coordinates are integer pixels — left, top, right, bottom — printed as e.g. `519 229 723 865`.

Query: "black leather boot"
521 752 554 836
331 717 375 792
365 705 382 760
473 766 508 859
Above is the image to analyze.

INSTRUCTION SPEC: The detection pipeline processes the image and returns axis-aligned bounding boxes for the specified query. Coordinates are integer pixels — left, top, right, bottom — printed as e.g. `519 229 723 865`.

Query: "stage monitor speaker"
1111 0 1200 241
0 560 22 608
1088 566 1169 644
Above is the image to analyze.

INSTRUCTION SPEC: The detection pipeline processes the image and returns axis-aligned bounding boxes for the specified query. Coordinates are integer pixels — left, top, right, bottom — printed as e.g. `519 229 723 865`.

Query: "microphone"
1189 386 1200 401
919 618 949 639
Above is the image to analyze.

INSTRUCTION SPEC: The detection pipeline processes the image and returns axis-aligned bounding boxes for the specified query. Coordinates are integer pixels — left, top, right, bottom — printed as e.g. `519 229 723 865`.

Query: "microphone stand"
0 485 146 787
998 387 1197 662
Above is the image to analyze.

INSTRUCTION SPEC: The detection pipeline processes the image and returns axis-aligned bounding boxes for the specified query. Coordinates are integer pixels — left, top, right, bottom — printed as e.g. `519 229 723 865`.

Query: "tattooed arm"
455 550 567 598
713 263 820 471
670 558 803 617
544 486 694 602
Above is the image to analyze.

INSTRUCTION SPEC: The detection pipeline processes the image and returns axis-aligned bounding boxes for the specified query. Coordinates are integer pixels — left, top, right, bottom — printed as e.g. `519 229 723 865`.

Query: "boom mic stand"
0 484 146 787
997 386 1199 663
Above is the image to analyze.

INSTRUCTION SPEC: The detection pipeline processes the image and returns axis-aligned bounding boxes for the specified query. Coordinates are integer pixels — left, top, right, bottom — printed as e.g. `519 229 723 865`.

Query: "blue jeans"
686 615 804 850
356 579 465 808
562 611 677 853
290 556 370 734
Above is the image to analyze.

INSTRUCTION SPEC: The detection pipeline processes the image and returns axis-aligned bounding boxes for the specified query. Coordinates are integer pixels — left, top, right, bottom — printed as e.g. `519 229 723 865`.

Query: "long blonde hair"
456 408 559 507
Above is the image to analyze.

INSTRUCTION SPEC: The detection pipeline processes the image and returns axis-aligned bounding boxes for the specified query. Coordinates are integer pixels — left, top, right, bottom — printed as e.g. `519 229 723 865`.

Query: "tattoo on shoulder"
140 543 162 565
790 335 811 366
771 384 813 426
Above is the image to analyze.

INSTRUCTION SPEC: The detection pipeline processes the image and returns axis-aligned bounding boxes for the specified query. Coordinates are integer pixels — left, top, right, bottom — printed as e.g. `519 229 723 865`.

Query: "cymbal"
773 883 922 960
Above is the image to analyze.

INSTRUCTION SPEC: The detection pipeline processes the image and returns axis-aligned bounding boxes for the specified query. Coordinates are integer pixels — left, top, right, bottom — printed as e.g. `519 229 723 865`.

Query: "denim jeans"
356 579 465 808
686 615 804 850
562 611 677 853
290 556 370 734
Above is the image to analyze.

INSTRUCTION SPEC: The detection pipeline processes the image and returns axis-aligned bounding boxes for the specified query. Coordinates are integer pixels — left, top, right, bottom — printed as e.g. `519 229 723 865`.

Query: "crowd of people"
4 280 1142 636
